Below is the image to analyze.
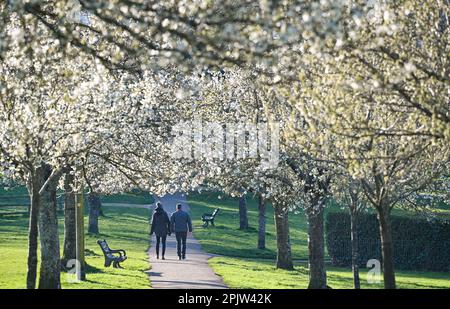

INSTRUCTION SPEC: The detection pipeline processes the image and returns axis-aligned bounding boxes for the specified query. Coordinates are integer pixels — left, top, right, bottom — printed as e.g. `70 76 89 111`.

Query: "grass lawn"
0 192 152 289
209 257 450 289
187 192 450 289
188 192 310 259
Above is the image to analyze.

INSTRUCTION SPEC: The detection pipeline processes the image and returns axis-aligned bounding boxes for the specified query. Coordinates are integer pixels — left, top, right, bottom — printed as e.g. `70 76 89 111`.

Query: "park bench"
97 239 127 268
201 208 220 228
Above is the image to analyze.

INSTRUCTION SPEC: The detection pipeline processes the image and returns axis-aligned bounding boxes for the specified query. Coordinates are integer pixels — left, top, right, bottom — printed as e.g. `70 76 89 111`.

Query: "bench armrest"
109 249 126 257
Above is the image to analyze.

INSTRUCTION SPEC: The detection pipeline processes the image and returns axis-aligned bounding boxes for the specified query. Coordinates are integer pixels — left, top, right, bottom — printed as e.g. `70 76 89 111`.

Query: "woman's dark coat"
150 208 171 237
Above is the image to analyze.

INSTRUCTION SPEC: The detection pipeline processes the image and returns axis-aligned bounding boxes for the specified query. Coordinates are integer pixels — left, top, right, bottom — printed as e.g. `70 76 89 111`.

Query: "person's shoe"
182 255 186 260
156 256 159 259
178 256 181 260
162 256 165 260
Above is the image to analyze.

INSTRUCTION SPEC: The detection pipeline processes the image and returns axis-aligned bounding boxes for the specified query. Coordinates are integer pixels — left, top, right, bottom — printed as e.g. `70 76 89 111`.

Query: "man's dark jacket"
170 210 193 233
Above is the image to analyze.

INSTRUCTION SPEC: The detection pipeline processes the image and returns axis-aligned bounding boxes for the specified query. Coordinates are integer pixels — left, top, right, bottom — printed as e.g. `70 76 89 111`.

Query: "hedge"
325 212 450 272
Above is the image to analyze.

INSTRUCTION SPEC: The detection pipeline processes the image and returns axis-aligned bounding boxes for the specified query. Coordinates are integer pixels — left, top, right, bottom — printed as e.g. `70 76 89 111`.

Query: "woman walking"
150 202 171 259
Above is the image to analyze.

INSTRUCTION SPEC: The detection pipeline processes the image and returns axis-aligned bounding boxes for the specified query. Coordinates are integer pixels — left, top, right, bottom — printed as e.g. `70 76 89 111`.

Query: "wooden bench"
97 239 127 268
201 208 220 228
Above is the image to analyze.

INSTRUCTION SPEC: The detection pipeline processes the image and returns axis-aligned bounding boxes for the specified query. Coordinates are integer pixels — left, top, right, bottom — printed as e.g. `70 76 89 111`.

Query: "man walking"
170 203 193 260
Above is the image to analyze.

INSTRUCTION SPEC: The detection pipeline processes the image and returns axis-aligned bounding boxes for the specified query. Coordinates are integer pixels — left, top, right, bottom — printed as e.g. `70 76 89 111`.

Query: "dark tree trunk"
257 195 266 250
307 203 327 289
274 204 293 270
26 176 40 289
76 192 86 281
38 165 61 289
88 193 101 234
238 196 249 230
378 207 396 289
350 210 360 289
62 172 76 266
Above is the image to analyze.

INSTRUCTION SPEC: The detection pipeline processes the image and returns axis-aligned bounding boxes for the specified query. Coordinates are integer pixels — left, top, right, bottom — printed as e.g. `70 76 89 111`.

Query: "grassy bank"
0 194 151 289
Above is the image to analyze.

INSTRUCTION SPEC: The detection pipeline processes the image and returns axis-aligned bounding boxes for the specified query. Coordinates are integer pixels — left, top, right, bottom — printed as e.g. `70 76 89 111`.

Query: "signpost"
75 191 86 281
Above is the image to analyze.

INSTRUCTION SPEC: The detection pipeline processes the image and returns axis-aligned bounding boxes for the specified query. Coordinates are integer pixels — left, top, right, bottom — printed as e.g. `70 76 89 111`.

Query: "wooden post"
75 191 86 281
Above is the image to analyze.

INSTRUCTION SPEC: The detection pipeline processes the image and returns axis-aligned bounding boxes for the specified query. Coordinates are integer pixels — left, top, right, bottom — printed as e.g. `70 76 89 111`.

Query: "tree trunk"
274 204 293 270
350 210 360 289
88 193 101 234
257 195 266 250
76 192 86 281
378 208 396 289
307 203 327 289
38 165 61 289
238 196 249 230
62 172 76 266
26 176 40 289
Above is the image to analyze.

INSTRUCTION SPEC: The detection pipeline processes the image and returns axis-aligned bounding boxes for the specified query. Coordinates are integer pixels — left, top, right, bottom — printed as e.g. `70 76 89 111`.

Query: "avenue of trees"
0 0 448 289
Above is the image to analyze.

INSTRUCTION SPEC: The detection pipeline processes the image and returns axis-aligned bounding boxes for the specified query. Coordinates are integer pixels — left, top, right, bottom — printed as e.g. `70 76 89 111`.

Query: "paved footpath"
147 193 227 289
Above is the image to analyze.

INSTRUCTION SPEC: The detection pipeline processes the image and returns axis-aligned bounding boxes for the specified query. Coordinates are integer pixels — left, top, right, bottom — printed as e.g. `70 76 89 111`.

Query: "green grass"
188 192 310 259
209 257 450 289
187 192 450 289
0 203 151 289
64 205 151 289
1 187 448 289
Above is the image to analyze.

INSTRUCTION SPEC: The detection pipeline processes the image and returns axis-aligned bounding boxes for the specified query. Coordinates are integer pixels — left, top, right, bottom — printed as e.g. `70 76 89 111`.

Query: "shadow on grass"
0 215 28 227
201 242 277 259
0 212 29 218
87 232 109 238
85 263 105 274
238 227 258 233
85 248 101 257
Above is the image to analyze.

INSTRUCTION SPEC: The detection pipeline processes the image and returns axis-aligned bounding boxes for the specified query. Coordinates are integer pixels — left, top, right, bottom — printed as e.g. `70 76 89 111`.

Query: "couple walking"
150 202 192 260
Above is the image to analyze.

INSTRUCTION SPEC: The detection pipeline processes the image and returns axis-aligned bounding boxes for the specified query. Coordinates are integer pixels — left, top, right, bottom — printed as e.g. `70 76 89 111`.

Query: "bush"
326 212 450 272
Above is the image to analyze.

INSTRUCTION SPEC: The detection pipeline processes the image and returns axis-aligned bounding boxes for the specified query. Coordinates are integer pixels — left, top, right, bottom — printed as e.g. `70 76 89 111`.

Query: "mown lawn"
209 257 450 289
188 192 310 259
0 194 152 289
187 193 450 289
